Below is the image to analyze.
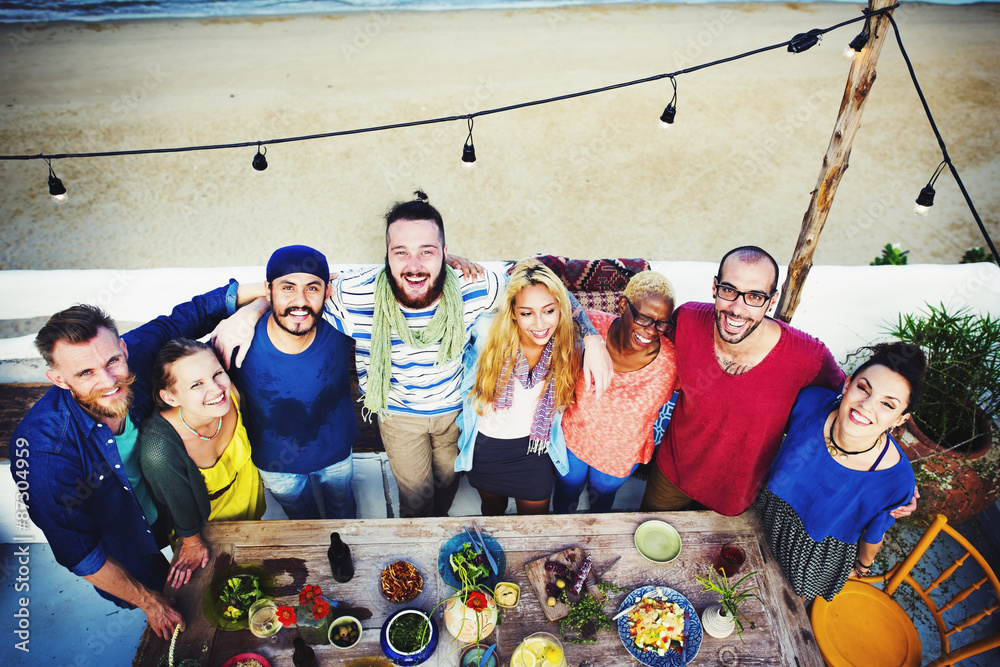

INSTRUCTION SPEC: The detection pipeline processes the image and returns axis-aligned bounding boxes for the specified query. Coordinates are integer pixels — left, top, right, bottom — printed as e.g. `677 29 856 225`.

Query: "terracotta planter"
895 413 999 525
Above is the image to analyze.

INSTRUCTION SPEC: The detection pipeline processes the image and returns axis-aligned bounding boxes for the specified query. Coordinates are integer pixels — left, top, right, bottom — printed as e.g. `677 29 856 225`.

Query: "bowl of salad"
437 533 505 591
616 586 702 666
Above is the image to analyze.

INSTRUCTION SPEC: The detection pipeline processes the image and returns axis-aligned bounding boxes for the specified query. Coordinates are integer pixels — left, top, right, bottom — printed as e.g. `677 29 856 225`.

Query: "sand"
0 2 997 272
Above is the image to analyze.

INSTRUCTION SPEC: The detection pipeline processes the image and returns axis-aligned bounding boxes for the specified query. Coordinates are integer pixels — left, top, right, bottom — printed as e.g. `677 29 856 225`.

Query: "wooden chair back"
857 513 1000 666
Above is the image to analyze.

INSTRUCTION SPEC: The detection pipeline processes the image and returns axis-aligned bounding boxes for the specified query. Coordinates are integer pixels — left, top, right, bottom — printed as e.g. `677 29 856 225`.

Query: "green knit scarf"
364 267 465 418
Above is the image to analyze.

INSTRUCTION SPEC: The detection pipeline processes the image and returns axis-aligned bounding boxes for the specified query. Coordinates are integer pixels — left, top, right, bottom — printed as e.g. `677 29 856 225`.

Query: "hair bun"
413 190 429 202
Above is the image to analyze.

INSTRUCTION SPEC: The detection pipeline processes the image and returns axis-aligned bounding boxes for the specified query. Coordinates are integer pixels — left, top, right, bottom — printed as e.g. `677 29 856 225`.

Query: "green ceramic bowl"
634 520 682 564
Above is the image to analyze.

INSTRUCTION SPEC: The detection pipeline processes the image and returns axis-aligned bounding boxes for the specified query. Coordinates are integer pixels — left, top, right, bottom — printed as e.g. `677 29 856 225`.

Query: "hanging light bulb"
659 76 678 130
461 118 476 170
913 161 947 216
787 28 823 54
844 19 871 60
252 143 268 171
45 159 67 204
913 185 935 216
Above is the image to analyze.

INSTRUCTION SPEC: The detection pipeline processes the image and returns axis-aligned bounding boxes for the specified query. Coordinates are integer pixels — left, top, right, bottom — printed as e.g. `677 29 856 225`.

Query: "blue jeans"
552 448 638 513
259 456 356 520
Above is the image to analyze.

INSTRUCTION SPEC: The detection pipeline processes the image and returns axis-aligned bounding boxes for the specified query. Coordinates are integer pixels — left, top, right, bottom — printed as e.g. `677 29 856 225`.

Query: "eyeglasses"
714 279 775 308
624 297 671 333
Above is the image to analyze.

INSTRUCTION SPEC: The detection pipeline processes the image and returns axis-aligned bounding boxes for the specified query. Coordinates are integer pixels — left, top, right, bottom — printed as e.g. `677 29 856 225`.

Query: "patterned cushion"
528 256 652 315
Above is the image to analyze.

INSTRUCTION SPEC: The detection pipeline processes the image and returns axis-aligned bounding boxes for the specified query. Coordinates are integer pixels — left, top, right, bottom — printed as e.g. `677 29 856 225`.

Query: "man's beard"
714 308 762 345
272 305 320 337
386 258 447 309
74 373 137 420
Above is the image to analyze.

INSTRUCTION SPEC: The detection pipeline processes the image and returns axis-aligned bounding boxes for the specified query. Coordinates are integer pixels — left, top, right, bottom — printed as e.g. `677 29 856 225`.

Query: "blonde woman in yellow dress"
139 338 264 589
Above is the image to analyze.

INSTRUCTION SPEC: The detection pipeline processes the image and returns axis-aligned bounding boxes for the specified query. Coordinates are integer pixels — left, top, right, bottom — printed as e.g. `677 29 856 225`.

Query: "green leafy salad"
218 574 262 619
449 542 490 588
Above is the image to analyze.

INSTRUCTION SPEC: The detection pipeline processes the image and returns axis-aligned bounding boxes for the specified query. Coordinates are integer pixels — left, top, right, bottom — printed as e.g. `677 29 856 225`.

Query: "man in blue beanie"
228 245 359 519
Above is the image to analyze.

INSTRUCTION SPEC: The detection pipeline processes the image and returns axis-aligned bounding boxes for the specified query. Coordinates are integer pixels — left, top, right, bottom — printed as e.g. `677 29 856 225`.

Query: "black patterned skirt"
466 433 555 502
754 487 856 602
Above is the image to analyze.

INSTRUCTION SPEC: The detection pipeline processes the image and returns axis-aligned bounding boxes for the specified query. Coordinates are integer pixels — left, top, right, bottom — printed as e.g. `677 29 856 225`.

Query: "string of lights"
885 13 999 264
3 3 995 262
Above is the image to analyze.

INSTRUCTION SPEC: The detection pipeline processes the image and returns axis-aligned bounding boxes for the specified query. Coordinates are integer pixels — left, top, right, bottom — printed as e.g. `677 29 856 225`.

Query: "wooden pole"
775 0 898 323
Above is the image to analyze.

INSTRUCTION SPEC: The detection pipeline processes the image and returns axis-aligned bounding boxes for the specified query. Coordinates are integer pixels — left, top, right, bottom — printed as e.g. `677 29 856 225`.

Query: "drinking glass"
713 543 746 578
248 598 281 640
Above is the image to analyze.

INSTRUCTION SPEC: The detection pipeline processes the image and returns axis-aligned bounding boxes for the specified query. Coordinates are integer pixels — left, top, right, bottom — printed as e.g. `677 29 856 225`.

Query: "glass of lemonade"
511 631 567 667
248 598 281 640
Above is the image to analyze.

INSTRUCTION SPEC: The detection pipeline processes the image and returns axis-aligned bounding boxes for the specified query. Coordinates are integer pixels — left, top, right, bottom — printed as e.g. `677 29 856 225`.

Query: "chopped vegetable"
627 597 685 656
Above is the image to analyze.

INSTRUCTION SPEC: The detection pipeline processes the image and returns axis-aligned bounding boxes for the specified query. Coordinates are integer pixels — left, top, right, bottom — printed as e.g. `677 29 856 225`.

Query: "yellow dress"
200 394 265 523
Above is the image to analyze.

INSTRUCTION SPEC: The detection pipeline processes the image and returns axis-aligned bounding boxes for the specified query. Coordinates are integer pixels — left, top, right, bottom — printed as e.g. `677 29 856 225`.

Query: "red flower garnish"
276 605 296 627
311 597 330 620
465 591 488 612
299 584 323 605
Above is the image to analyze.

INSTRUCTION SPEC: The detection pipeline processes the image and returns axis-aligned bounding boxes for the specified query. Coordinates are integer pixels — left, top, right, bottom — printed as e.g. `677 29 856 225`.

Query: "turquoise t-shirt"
117 417 159 526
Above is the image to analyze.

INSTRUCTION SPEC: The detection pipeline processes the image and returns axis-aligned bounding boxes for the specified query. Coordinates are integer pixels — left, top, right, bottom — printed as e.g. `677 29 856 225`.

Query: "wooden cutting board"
525 546 589 621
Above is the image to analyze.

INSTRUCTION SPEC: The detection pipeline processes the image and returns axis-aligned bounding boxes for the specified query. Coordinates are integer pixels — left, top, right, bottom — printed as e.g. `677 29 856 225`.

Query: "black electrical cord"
886 13 999 265
0 7 896 163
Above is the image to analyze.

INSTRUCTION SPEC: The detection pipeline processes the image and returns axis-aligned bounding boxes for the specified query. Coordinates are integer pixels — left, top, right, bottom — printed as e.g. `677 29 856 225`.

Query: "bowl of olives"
328 615 362 649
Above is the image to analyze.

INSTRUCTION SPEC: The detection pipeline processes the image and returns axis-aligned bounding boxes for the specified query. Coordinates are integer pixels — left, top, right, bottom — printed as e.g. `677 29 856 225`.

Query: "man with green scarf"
325 192 612 518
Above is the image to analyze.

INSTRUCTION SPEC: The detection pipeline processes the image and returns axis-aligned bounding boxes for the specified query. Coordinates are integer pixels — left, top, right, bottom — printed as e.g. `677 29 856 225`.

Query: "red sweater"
655 303 843 515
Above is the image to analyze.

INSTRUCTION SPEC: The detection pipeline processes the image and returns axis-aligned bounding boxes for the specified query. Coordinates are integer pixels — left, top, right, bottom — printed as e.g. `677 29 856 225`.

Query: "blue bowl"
380 608 439 666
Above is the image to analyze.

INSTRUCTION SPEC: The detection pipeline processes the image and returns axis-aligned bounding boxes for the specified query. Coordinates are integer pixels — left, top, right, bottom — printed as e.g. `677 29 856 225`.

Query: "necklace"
178 407 222 441
825 416 881 460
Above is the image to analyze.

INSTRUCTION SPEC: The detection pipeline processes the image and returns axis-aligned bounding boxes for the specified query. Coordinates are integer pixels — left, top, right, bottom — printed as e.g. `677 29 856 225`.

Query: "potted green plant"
885 304 1000 524
695 567 761 641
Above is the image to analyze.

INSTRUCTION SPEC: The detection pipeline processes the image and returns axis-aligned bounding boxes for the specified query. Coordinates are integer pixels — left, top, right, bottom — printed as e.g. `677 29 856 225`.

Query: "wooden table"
133 511 824 667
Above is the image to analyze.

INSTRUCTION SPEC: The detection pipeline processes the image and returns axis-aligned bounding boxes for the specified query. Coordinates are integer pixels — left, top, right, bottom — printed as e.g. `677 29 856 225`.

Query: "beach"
0 2 997 271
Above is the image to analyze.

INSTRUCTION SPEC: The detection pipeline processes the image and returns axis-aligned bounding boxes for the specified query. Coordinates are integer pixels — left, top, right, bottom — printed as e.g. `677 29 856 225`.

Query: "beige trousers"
378 411 461 518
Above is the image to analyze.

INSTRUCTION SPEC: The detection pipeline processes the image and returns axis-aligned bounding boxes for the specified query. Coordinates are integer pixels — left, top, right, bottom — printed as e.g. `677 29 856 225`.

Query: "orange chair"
810 514 1000 667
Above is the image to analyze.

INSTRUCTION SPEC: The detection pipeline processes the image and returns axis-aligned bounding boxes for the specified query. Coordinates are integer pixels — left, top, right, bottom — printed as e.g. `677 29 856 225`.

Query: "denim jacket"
10 281 238 595
455 314 569 476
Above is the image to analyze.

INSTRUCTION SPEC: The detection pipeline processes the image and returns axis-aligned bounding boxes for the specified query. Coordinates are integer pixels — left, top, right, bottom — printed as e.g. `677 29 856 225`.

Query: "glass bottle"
292 636 316 667
328 532 354 583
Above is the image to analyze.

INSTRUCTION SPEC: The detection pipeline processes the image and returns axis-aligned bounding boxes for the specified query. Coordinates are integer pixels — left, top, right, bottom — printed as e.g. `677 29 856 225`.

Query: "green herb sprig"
557 581 628 644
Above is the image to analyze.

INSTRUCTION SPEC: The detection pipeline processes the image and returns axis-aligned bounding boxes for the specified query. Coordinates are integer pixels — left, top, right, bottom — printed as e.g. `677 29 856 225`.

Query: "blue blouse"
766 386 915 545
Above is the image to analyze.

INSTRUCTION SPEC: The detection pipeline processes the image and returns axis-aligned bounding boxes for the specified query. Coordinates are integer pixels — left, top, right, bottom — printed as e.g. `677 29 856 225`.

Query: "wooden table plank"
136 512 824 667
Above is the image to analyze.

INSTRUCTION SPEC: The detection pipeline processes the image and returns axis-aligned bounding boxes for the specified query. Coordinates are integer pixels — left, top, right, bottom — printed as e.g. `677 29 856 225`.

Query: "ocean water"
0 0 976 24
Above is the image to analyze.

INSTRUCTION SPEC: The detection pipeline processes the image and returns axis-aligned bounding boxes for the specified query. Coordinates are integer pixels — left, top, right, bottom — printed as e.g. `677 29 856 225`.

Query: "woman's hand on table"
168 534 211 589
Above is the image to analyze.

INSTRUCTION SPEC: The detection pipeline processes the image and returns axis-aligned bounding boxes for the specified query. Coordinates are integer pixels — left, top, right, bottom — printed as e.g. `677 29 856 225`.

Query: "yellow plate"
634 520 682 563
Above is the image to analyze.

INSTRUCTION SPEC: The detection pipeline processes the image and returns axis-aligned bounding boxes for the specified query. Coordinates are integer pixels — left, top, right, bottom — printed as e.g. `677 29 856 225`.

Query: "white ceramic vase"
443 592 498 643
701 603 736 639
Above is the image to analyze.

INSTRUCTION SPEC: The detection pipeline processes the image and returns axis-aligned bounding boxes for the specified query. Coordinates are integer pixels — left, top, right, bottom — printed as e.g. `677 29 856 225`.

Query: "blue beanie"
266 245 330 283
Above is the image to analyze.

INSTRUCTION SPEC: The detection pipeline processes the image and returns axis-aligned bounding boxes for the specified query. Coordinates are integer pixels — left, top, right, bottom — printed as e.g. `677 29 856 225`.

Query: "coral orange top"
562 311 679 477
